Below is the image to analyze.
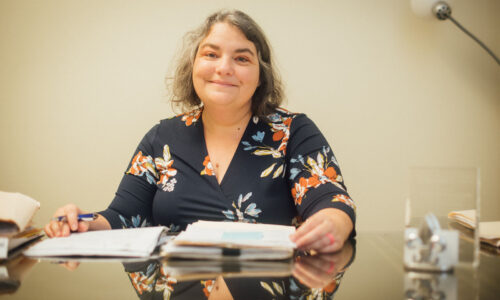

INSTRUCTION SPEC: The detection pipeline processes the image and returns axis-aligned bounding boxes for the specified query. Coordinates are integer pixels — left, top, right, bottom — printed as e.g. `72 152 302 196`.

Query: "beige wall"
1 0 499 232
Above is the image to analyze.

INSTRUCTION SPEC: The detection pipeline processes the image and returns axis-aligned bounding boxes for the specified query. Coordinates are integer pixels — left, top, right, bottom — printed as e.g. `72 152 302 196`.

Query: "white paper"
24 227 166 258
173 221 296 249
479 222 500 240
448 209 500 247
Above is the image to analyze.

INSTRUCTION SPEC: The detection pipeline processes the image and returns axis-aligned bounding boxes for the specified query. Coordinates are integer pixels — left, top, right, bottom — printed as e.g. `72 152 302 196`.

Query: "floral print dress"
99 107 355 236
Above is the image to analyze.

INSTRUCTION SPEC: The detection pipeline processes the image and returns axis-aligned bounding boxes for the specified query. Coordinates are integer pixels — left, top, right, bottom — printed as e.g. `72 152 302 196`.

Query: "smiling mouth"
209 80 237 87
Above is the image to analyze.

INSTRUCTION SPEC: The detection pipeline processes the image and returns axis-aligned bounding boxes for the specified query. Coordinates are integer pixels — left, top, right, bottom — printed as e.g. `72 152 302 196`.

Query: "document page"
24 226 166 258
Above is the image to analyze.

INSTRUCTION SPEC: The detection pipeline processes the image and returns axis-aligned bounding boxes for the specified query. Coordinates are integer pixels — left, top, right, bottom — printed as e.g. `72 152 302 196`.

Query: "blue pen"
52 213 98 222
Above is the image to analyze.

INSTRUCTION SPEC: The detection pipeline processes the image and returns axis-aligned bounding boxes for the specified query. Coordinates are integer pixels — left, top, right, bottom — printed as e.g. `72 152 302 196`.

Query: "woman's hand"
290 208 352 253
292 240 354 289
44 204 90 238
58 261 81 272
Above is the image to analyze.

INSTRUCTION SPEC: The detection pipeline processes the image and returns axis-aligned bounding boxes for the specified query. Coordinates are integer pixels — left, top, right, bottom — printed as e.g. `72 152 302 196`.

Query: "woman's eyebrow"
234 48 255 56
199 43 255 56
199 43 220 50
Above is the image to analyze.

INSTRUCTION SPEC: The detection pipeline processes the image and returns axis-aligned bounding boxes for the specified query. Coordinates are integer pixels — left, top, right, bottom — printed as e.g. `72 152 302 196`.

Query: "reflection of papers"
24 227 167 258
0 256 38 295
162 221 296 260
448 210 500 248
160 259 293 281
162 244 293 260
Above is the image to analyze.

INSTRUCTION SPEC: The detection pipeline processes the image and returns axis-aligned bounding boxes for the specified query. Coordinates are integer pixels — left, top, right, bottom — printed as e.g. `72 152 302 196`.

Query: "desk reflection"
122 240 355 300
0 256 38 295
4 233 500 299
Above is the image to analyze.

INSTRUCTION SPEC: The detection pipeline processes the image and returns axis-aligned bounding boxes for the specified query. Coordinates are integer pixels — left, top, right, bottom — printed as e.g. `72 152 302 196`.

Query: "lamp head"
411 0 452 20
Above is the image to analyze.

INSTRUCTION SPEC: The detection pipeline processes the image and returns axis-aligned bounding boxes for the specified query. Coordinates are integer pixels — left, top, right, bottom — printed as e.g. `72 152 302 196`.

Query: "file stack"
0 191 43 260
161 221 296 260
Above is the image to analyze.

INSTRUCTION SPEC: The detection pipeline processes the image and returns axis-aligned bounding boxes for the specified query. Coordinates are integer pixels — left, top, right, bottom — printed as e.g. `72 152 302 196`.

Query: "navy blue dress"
100 107 356 235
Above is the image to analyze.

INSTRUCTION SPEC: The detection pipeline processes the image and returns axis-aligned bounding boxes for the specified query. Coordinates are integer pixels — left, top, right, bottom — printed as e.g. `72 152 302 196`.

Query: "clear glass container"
405 167 480 269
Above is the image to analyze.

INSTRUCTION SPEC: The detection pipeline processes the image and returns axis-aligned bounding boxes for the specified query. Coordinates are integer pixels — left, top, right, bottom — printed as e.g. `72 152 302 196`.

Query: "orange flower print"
307 175 321 188
180 108 202 126
332 194 356 211
201 279 215 298
307 154 340 185
242 111 296 181
128 271 154 295
323 280 338 293
268 115 293 155
324 166 337 181
127 151 157 184
296 151 344 188
155 265 177 299
291 177 309 205
289 146 353 209
272 130 285 141
200 155 215 176
155 145 178 192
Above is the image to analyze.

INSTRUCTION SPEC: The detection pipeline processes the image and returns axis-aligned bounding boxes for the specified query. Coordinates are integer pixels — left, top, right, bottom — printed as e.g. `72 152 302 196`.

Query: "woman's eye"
236 56 249 63
204 52 217 58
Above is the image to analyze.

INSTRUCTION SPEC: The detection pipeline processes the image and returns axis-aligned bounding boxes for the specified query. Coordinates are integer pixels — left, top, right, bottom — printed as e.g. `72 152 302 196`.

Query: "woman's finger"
65 210 79 231
61 222 71 237
294 220 330 249
301 233 336 252
290 214 322 242
62 205 81 231
61 261 80 271
77 221 89 232
300 255 336 274
44 223 54 238
292 262 324 288
50 221 62 237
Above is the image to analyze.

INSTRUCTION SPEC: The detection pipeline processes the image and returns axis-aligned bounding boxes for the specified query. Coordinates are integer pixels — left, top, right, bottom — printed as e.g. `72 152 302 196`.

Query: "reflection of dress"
100 108 355 235
124 238 357 299
123 258 350 300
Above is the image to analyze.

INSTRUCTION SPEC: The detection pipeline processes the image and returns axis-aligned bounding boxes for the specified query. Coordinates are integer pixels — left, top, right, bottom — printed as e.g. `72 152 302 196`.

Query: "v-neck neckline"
200 115 253 187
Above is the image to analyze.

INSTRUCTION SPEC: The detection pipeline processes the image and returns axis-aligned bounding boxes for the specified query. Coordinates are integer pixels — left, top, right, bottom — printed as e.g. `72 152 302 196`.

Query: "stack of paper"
161 221 296 260
0 192 42 259
24 227 167 258
448 210 500 248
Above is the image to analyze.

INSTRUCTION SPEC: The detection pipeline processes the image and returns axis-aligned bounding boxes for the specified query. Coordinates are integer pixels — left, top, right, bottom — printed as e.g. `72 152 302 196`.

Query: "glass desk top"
1 232 499 300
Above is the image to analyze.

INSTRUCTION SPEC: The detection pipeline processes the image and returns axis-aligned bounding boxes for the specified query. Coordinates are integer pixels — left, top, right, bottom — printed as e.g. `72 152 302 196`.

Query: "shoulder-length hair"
168 9 284 118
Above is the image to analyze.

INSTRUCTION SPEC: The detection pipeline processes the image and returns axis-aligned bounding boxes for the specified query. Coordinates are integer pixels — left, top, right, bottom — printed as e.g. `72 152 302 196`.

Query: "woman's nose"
215 56 234 76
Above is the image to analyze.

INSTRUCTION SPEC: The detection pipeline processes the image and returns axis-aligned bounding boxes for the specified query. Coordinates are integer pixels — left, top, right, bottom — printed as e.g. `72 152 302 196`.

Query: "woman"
45 9 355 253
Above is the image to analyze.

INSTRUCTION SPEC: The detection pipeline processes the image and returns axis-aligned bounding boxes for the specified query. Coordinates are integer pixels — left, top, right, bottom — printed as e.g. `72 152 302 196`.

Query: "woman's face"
192 22 260 113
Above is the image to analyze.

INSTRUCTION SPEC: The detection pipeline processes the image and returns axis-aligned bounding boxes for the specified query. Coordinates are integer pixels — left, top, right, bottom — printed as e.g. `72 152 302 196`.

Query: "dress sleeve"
286 114 356 237
99 124 160 229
